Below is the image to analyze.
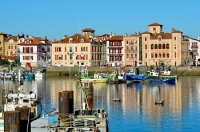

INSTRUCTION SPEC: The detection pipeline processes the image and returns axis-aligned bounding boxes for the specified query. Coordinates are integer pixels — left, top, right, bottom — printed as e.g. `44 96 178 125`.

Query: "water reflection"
1 76 200 131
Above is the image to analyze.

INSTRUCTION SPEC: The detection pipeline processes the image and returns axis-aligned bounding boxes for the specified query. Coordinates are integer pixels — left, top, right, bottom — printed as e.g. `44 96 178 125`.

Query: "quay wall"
2 66 200 76
44 66 200 76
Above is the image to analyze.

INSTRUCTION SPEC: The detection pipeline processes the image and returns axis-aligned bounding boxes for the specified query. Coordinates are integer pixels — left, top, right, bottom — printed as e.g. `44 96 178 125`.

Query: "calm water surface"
1 76 200 132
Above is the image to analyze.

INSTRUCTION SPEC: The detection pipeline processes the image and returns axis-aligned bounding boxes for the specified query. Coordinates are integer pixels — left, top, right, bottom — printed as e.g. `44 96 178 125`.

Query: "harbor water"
0 76 200 131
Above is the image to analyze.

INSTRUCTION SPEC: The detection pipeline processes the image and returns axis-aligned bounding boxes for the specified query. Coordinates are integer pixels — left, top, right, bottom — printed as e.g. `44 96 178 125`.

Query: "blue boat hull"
126 74 147 81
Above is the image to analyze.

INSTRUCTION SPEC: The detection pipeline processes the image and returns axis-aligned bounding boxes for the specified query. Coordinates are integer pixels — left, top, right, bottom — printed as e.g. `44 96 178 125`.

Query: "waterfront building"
18 36 52 67
106 35 125 66
188 37 200 66
96 33 113 66
141 23 190 66
0 32 7 56
4 35 18 63
52 28 106 67
123 33 140 66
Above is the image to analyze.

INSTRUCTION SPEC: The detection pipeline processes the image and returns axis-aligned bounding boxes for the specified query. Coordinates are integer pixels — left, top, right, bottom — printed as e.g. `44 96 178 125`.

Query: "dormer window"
81 39 84 43
69 38 73 43
158 36 162 41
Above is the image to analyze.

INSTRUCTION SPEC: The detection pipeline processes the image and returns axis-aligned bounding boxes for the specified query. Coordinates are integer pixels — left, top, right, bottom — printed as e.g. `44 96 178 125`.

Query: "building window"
158 36 162 41
81 47 85 51
155 53 157 58
151 53 154 58
145 44 147 49
175 52 176 58
145 53 147 58
69 38 73 43
0 41 1 44
126 54 128 58
109 42 113 46
159 44 161 49
167 53 169 58
155 44 157 49
166 44 169 49
69 47 72 52
153 27 156 31
174 37 176 40
162 44 165 49
126 40 128 44
70 54 73 60
145 38 147 41
163 53 165 58
135 54 137 59
159 53 161 58
151 44 154 49
131 46 133 50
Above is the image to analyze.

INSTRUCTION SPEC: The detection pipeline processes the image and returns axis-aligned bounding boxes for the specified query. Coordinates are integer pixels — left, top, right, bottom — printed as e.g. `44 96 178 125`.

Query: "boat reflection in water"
126 81 143 89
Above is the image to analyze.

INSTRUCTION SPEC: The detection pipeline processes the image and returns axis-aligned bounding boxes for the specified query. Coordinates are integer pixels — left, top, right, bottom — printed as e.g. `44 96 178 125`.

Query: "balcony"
67 51 74 55
191 46 198 49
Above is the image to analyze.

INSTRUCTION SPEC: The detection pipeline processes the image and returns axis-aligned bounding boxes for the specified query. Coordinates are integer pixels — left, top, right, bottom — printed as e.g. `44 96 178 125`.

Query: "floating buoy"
155 100 164 105
112 98 121 102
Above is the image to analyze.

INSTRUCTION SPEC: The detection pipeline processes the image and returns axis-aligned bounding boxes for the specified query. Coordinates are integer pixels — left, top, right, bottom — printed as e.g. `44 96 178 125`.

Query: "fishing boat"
125 67 147 82
80 66 108 83
0 69 42 131
146 70 178 79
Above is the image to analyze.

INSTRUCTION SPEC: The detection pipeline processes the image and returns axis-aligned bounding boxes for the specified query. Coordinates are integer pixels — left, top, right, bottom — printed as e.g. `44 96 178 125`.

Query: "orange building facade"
141 23 190 66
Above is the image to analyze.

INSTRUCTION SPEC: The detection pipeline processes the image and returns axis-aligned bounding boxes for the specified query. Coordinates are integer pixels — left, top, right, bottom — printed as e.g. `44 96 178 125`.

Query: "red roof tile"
53 33 91 43
5 36 18 42
148 23 163 26
107 36 123 41
82 28 95 32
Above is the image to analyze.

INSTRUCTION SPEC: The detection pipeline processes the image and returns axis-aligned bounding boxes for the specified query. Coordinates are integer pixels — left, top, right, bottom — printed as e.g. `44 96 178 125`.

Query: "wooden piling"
59 91 74 127
15 107 31 132
87 83 93 110
4 111 20 132
59 92 69 114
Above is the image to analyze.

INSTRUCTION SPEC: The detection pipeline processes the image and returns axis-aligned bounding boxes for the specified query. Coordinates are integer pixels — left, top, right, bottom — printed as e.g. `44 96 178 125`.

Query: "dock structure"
31 86 109 132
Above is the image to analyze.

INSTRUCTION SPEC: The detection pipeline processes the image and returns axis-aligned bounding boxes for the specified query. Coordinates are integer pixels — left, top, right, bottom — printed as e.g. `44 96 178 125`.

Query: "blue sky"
0 0 199 40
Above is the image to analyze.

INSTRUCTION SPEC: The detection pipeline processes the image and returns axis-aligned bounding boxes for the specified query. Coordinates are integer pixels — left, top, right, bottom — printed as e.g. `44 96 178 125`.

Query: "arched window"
159 44 161 49
163 53 165 58
155 44 157 49
155 53 157 58
151 44 154 49
166 44 169 49
162 44 165 49
159 53 161 58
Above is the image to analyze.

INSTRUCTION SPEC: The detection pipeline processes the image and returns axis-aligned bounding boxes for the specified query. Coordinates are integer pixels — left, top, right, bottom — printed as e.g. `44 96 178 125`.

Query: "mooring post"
15 107 31 132
4 111 20 132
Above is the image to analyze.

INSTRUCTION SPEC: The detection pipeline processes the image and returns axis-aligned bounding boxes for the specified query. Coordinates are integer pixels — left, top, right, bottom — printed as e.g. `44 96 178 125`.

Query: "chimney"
63 35 68 39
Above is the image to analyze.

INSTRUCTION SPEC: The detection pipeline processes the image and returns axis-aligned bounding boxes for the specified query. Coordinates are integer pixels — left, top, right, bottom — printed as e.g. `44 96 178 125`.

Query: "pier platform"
31 115 49 132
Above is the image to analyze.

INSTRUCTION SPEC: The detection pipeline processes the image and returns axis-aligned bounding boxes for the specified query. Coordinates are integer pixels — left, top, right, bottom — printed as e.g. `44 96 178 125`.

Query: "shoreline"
2 66 200 76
